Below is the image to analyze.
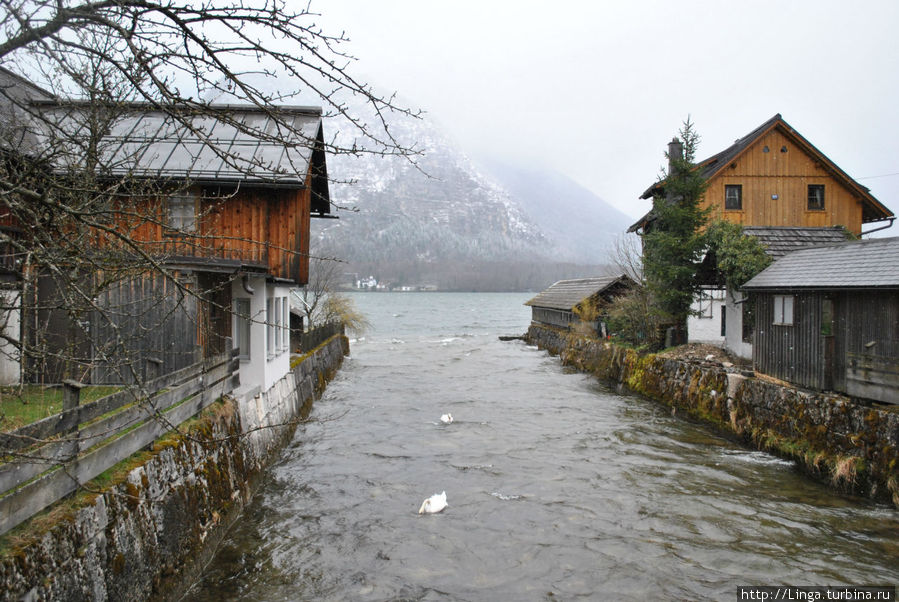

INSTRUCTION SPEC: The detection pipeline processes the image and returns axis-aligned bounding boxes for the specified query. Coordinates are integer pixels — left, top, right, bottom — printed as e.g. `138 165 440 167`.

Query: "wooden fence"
297 321 344 353
0 342 240 536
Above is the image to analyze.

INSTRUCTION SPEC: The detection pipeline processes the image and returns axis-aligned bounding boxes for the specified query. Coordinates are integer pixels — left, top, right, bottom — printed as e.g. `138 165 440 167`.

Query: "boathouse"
742 236 899 403
525 275 634 337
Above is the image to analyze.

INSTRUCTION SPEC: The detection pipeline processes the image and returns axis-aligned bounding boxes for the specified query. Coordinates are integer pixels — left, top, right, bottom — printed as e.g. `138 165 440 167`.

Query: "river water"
190 293 899 601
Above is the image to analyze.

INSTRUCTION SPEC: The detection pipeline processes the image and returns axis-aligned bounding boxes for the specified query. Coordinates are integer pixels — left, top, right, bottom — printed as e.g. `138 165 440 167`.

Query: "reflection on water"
190 294 899 601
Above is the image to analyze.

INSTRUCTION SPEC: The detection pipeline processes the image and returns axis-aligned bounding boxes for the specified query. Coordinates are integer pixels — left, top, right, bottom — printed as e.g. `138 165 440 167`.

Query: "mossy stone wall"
527 324 899 507
0 334 349 601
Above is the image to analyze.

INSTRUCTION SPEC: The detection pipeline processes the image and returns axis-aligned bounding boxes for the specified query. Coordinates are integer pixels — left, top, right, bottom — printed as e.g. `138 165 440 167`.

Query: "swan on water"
418 491 448 514
440 413 453 424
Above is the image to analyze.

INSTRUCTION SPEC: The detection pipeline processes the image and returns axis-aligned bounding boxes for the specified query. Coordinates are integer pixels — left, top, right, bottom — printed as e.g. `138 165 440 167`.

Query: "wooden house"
0 78 331 391
629 114 894 237
742 237 899 404
628 114 895 354
525 275 634 337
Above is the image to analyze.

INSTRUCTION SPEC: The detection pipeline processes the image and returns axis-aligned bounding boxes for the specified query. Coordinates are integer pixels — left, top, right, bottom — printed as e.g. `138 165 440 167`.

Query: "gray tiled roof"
29 101 324 186
742 226 850 258
525 275 630 310
0 67 55 152
742 236 899 290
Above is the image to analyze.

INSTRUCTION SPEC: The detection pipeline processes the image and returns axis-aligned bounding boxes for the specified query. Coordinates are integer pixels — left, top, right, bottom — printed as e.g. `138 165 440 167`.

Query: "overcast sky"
315 0 899 229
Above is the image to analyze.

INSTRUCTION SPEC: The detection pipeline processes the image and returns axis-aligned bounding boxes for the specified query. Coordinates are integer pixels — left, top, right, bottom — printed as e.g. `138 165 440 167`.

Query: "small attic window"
807 185 825 211
763 145 769 153
725 185 743 211
167 194 196 232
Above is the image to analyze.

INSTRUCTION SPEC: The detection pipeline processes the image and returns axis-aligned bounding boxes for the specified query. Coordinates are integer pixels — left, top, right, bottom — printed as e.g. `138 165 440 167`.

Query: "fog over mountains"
313 98 633 291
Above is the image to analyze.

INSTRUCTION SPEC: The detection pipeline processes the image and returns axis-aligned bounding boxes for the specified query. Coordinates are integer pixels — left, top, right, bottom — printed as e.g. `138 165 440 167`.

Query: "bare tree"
293 248 369 337
0 0 416 379
0 2 411 461
605 233 666 348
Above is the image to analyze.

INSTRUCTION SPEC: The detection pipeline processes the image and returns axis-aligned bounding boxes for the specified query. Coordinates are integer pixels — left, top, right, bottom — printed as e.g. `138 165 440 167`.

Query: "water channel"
190 293 899 600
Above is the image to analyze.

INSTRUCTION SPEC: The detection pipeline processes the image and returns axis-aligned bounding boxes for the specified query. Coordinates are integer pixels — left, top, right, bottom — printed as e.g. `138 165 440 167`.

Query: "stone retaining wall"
0 334 349 601
527 324 899 508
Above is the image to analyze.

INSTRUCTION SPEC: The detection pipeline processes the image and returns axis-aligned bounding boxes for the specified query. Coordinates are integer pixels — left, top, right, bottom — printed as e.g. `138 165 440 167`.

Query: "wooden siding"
531 307 573 329
752 292 827 390
90 272 199 384
703 130 866 234
754 289 899 402
120 185 311 285
833 290 899 401
22 271 199 384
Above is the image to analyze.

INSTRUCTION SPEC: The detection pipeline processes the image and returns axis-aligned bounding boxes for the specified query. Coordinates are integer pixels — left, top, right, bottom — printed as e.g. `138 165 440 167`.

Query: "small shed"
525 275 633 336
742 236 899 404
714 226 852 359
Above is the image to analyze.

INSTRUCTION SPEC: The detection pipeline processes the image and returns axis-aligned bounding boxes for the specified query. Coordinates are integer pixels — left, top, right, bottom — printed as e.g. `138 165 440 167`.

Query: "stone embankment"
0 334 349 601
527 324 899 508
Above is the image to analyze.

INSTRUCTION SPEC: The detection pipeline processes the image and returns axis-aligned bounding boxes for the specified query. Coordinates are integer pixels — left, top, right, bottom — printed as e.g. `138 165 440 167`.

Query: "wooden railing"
0 344 240 536
846 352 899 405
297 321 344 353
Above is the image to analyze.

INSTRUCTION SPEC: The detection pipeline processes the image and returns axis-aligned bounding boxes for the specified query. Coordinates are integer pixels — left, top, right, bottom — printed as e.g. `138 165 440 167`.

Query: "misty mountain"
477 159 634 264
313 96 626 290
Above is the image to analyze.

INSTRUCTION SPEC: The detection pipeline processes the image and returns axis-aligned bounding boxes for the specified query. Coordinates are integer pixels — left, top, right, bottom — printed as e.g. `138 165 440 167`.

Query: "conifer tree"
642 117 709 345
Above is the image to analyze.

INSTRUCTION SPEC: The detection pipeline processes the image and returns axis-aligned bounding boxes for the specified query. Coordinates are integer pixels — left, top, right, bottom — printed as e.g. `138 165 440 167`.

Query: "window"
807 185 825 211
725 185 742 210
696 290 714 319
773 295 794 325
267 297 275 358
168 195 196 232
233 298 251 360
282 297 290 351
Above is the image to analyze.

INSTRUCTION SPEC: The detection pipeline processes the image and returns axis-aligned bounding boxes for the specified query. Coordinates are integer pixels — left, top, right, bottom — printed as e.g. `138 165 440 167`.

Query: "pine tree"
642 117 710 345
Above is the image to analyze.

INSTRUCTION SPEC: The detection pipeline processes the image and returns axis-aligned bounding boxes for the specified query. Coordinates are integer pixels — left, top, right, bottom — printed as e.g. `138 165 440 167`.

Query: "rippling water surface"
190 293 899 601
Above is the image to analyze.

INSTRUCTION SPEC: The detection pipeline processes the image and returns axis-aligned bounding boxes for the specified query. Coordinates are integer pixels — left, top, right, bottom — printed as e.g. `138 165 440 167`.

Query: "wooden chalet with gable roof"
629 114 895 237
0 68 332 392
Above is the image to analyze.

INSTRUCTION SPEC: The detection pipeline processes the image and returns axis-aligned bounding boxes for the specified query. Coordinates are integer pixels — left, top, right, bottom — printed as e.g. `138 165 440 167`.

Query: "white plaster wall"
687 288 725 345
724 289 753 360
263 282 292 391
232 275 267 397
0 287 20 384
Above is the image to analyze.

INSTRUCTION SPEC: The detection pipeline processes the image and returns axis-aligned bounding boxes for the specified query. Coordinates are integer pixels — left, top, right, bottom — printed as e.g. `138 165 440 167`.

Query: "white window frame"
267 297 275 358
281 296 290 352
773 294 794 326
233 298 251 360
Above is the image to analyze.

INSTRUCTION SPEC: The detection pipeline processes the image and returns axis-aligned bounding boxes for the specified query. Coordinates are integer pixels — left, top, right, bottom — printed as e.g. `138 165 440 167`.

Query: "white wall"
231 277 294 397
725 289 753 360
263 282 292 391
687 288 725 345
0 286 20 384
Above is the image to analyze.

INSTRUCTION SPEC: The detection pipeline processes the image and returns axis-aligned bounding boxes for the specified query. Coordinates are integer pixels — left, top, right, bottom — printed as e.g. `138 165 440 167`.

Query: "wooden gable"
631 115 894 236
702 121 888 235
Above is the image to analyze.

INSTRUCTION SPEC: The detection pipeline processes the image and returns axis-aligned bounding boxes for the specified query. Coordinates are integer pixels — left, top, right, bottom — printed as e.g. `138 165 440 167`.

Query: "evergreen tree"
642 117 710 345
704 220 773 289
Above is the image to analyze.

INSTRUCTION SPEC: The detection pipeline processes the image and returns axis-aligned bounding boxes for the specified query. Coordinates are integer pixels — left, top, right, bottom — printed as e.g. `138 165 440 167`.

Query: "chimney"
667 137 683 175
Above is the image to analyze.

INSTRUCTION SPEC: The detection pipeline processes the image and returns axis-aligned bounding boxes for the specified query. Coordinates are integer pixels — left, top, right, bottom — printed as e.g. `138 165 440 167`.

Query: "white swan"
440 413 453 424
418 491 448 514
